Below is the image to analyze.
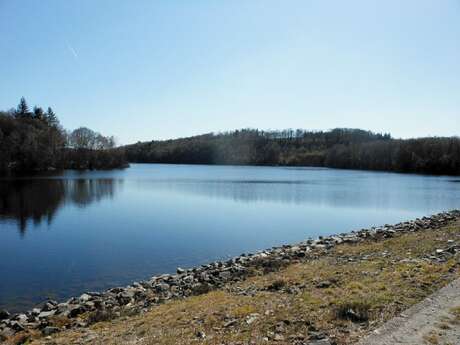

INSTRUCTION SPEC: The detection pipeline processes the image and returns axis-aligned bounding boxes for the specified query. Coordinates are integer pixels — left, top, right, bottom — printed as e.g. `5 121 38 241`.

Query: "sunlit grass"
24 221 460 345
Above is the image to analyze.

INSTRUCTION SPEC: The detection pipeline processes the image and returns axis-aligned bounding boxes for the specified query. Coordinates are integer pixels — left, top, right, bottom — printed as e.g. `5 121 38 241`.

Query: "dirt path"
359 278 460 345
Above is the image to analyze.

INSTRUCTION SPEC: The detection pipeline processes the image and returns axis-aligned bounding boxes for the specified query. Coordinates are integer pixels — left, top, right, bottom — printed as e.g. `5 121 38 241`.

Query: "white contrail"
65 41 78 60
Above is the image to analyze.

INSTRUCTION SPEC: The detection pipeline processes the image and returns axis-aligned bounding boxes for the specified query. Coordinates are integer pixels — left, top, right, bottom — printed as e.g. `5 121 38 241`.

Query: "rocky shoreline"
1 210 460 341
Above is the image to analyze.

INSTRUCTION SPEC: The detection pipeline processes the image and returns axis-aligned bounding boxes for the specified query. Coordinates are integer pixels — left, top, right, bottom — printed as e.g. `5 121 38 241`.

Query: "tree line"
125 128 460 175
0 98 127 175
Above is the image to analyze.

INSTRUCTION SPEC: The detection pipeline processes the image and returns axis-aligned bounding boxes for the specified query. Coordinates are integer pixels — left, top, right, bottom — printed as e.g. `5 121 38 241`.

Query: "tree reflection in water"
0 178 119 235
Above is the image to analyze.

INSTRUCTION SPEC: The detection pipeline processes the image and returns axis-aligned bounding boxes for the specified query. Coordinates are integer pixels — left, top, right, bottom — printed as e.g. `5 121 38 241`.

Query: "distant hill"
124 128 460 175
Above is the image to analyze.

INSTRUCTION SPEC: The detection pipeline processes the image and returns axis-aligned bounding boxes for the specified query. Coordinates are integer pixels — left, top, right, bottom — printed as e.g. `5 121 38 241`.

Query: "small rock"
316 280 332 289
79 293 92 302
183 275 194 284
15 314 28 323
219 271 232 280
309 331 327 340
38 310 56 319
9 321 25 332
42 326 60 336
223 319 237 327
155 283 170 292
246 313 259 325
308 340 332 345
41 300 58 311
274 334 285 341
0 310 10 320
196 330 206 339
0 327 15 338
68 305 86 318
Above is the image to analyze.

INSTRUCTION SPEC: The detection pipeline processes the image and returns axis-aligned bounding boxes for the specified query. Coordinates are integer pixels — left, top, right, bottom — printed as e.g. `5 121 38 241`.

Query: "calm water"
1 164 460 312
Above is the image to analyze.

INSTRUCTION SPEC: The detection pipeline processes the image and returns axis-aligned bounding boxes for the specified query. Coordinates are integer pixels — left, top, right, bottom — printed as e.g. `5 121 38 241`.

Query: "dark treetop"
0 98 127 175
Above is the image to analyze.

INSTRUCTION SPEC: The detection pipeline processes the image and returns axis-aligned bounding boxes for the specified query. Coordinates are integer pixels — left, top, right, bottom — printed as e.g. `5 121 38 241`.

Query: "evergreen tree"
45 107 59 126
16 97 31 118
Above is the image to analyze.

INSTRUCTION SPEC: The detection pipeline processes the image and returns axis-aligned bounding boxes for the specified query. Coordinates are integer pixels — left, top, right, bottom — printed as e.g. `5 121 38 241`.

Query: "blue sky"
1 0 459 144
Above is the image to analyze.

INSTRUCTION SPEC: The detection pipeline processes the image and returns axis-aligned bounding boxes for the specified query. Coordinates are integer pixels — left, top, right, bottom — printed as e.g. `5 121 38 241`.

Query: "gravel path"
358 278 460 345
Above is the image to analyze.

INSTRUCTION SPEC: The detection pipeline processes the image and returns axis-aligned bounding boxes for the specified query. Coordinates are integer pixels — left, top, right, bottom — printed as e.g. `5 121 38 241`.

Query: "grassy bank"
12 220 458 345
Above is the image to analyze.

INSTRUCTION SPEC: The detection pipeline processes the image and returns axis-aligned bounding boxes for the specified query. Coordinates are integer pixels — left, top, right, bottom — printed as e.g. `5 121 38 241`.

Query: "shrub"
334 300 371 322
267 279 287 291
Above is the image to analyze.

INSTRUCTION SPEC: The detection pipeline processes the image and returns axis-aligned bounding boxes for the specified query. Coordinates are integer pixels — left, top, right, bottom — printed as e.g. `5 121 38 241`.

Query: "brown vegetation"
17 221 460 345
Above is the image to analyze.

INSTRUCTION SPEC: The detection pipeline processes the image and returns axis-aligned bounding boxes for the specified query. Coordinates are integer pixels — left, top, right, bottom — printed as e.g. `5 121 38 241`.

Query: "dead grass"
334 300 371 322
423 331 440 344
449 305 460 323
22 221 460 345
265 278 287 291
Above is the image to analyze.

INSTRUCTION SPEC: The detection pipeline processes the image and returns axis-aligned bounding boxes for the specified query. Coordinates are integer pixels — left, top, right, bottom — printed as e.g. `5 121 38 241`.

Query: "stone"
316 280 332 289
223 319 237 327
38 310 56 319
15 314 28 323
155 283 170 292
246 313 259 325
219 271 232 280
0 326 15 338
56 303 70 314
176 267 185 274
79 293 92 302
117 291 135 305
182 275 194 284
274 334 285 341
42 326 60 336
0 310 10 320
41 300 58 311
109 287 125 294
309 331 327 340
308 340 332 345
9 321 25 332
195 330 206 339
68 306 86 318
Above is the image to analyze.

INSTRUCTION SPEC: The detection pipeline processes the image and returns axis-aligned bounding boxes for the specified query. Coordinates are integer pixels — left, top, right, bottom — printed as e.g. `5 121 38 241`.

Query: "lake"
1 164 459 312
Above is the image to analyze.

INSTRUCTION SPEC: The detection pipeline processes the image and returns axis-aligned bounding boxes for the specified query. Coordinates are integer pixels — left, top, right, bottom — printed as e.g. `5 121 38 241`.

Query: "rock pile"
1 210 459 340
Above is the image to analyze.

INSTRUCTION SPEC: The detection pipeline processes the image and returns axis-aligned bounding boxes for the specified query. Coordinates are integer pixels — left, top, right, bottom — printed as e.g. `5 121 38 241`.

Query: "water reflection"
135 177 459 212
65 179 118 207
0 179 120 235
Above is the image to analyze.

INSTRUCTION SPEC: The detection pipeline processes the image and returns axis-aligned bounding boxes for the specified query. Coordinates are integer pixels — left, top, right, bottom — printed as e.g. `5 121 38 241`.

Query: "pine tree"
45 107 59 126
16 97 31 118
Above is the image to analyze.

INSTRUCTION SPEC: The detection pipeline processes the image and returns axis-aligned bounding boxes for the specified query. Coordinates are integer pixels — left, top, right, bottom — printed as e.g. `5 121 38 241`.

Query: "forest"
0 98 127 175
125 128 460 175
2 98 459 176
